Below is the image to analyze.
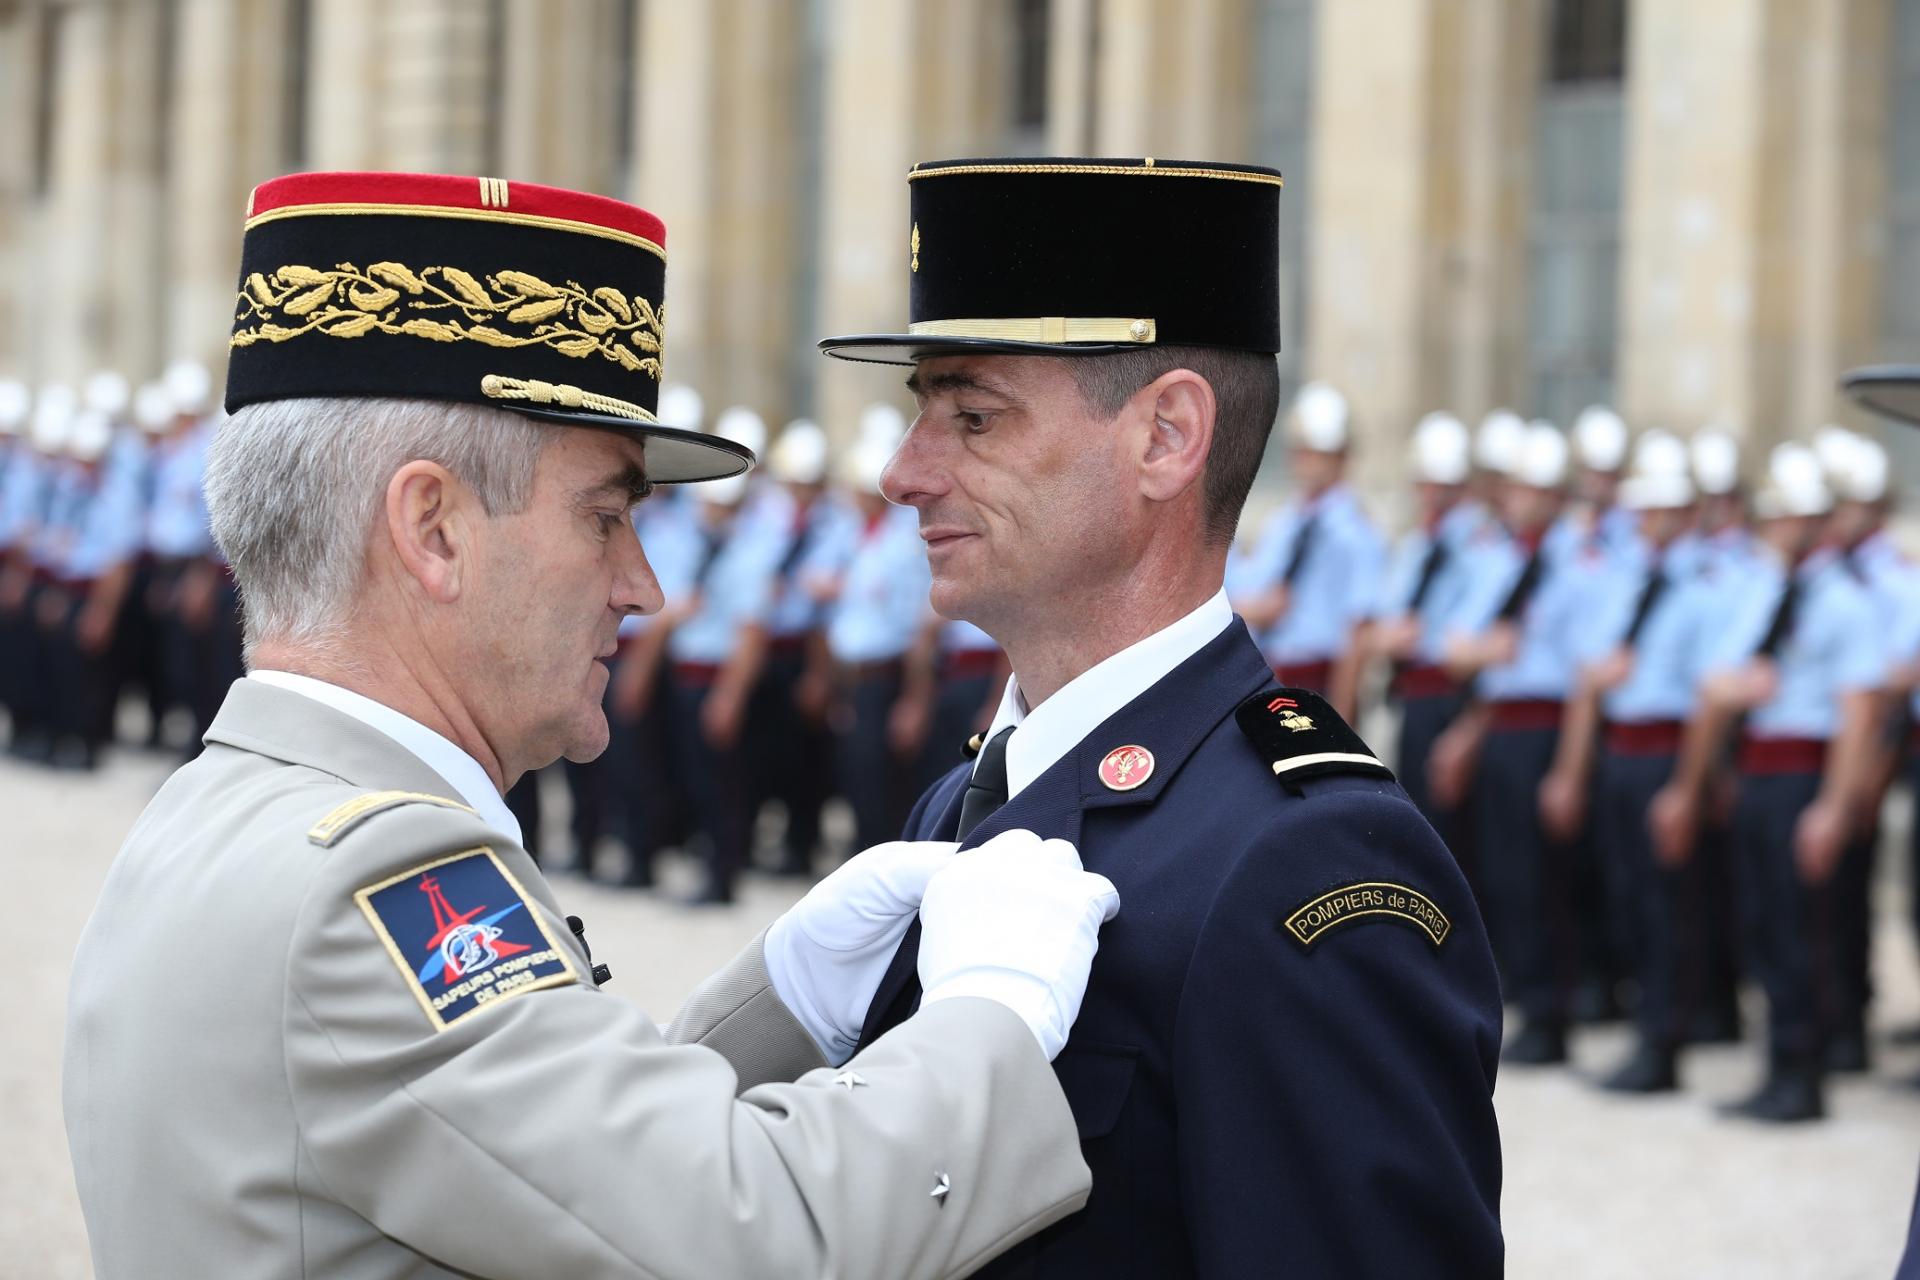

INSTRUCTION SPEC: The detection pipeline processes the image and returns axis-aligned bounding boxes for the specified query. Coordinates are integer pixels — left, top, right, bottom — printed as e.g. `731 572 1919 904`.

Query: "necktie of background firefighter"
1408 537 1451 611
1624 568 1669 646
860 725 1016 1050
1282 513 1319 585
1495 546 1546 621
776 512 815 580
1755 575 1802 658
692 527 725 590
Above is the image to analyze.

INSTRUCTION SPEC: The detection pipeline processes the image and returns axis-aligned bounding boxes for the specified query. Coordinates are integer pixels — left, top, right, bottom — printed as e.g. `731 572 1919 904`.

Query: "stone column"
1046 0 1097 154
633 0 722 401
1305 0 1538 496
38 0 168 385
1090 0 1251 158
1616 0 1890 451
306 0 491 173
498 0 624 192
0 3 43 379
166 0 300 375
814 0 920 442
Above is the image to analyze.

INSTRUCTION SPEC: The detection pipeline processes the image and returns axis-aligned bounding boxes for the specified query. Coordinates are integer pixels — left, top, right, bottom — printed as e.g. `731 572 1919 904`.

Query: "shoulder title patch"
354 847 580 1032
309 790 477 847
1285 881 1452 949
1235 687 1394 787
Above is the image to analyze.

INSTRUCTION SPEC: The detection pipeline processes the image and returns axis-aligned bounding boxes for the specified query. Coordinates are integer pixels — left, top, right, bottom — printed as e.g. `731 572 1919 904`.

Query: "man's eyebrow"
903 368 1018 401
578 462 653 507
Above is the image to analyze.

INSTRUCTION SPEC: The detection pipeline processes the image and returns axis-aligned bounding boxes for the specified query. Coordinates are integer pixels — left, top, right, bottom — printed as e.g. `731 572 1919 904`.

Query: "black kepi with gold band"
226 171 750 482
818 157 1282 363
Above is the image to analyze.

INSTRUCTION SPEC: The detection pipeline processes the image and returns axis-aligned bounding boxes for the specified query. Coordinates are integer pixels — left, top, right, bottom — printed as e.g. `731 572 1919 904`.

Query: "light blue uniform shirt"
1231 485 1385 664
826 505 931 663
0 446 49 549
1581 543 1719 724
621 489 703 639
1695 525 1759 586
145 422 215 559
32 462 88 573
667 511 786 664
1705 554 1886 740
1448 531 1601 702
766 494 861 640
1373 503 1484 665
63 462 146 581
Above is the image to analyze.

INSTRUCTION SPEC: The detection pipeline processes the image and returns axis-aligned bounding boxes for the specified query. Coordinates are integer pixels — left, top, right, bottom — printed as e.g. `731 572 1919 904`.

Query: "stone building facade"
0 0 1916 494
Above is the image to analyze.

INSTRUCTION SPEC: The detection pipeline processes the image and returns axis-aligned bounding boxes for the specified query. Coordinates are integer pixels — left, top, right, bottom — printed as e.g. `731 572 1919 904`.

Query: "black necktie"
854 725 1017 1054
1282 514 1320 585
1408 537 1451 611
956 727 1014 840
1624 568 1669 646
1756 575 1802 658
1496 545 1545 621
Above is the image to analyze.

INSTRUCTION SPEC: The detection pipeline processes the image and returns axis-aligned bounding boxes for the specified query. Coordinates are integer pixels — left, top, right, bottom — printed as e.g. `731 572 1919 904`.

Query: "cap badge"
1267 695 1314 733
910 222 921 273
1099 745 1155 792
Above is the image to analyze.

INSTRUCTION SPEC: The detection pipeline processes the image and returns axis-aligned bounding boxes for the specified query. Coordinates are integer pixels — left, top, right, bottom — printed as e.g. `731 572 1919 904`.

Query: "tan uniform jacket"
63 679 1089 1278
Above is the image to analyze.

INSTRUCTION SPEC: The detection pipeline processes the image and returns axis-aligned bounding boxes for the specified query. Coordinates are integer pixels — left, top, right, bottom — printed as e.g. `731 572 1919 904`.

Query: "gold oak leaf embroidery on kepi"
230 263 666 379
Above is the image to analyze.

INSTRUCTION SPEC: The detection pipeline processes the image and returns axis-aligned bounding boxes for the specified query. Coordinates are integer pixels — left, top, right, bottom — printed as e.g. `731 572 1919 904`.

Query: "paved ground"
9 746 1920 1277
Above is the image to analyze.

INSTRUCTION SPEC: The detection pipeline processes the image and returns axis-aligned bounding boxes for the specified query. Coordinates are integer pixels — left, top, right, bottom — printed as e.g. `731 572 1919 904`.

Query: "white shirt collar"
247 669 524 846
981 588 1234 800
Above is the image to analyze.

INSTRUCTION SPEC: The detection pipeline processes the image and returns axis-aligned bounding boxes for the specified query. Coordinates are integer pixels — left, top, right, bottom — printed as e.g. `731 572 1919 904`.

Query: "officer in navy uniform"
820 156 1502 1276
1650 442 1886 1122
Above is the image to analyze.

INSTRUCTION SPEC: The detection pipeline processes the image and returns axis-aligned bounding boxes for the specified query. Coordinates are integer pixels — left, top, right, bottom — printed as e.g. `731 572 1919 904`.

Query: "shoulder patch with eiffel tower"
354 847 581 1032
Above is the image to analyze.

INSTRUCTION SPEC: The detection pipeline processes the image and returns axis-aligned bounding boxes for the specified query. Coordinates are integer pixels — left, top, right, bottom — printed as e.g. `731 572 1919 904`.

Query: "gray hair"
205 396 549 657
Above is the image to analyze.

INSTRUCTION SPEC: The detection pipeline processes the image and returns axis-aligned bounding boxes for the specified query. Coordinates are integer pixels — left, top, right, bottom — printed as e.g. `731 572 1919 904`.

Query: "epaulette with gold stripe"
308 790 477 847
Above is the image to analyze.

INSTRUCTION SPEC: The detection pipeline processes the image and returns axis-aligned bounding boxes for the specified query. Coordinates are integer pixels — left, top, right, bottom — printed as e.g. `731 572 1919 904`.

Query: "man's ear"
384 460 471 603
1135 368 1216 505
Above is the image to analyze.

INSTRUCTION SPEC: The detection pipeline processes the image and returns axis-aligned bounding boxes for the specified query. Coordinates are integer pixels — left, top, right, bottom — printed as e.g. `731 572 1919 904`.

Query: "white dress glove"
764 840 960 1064
917 829 1121 1061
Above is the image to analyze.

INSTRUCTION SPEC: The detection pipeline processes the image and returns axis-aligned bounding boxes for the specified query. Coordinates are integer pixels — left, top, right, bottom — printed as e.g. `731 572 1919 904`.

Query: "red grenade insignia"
1099 745 1155 792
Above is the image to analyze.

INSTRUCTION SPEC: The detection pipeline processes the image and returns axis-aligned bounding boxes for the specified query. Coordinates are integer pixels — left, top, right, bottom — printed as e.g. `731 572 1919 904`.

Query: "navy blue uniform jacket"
862 620 1504 1277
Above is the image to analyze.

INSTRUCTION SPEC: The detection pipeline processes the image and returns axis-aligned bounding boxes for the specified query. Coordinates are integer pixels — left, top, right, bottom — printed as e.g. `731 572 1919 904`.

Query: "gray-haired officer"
1649 442 1886 1122
64 171 1120 1278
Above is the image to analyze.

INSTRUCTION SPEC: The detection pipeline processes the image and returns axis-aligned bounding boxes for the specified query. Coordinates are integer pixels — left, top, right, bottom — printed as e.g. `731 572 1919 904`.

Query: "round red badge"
1099 745 1155 792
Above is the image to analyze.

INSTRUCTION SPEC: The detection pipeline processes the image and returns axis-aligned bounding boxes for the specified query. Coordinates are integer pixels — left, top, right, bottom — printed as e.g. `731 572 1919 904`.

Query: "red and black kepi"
226 171 751 483
818 157 1284 364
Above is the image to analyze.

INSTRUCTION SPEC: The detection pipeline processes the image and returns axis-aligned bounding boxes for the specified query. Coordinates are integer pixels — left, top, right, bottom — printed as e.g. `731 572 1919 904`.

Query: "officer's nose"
613 517 664 617
880 415 950 510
